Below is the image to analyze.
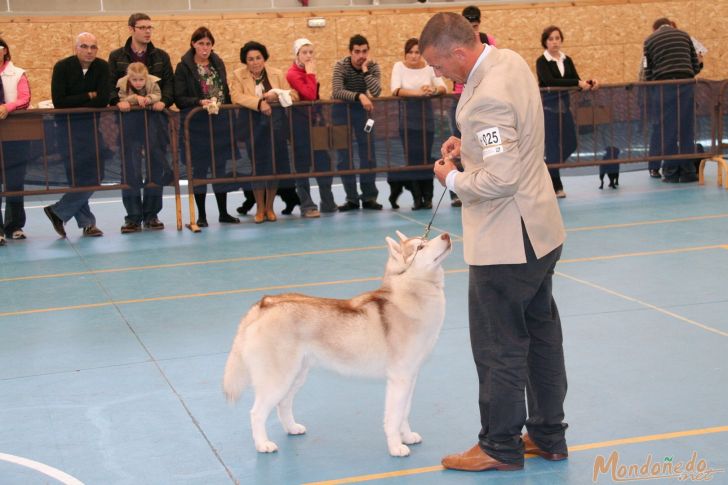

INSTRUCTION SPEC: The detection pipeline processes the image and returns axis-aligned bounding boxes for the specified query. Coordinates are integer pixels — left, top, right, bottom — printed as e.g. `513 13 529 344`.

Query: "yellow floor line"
0 276 384 318
556 271 728 337
566 213 728 232
0 245 387 283
302 425 728 485
3 238 725 285
559 244 728 264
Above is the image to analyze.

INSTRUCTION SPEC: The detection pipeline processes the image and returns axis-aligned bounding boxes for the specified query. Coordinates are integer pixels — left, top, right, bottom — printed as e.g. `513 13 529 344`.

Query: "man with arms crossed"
420 12 568 471
331 34 382 211
45 32 110 238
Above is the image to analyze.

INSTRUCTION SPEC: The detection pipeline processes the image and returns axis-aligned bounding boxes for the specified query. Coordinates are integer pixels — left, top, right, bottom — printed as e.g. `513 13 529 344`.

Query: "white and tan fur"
223 231 452 456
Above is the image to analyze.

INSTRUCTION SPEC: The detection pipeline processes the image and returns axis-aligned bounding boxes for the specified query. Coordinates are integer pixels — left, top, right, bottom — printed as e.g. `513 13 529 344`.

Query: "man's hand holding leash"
434 136 461 186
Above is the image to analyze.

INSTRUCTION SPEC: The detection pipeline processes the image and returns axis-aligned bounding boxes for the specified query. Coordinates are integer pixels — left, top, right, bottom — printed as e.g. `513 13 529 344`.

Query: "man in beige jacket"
421 12 568 472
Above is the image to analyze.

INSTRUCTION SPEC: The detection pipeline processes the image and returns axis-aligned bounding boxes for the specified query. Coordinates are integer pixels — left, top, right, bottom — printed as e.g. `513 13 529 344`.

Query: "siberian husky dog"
223 231 452 456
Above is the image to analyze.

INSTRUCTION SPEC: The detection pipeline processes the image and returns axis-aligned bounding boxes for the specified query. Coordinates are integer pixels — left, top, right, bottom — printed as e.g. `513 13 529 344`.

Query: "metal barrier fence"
698 80 728 187
1 79 726 235
0 108 182 230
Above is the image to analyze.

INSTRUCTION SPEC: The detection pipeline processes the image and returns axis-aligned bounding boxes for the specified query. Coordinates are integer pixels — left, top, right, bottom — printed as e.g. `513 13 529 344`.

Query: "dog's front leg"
399 374 421 445
384 375 413 457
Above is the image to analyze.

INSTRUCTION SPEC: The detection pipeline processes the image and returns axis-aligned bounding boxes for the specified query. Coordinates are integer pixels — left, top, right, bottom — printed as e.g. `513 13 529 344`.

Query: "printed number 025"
481 131 499 145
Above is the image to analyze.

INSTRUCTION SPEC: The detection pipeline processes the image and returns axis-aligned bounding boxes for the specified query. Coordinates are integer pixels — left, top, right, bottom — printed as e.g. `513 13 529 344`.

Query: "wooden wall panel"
1 0 725 106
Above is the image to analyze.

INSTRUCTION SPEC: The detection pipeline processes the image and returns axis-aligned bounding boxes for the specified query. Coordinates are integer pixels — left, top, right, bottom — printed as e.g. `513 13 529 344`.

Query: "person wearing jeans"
331 34 382 211
286 38 337 216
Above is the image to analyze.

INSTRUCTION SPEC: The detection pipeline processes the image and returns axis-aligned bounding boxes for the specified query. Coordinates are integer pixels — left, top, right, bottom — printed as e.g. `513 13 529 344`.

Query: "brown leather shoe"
523 434 568 461
441 444 523 472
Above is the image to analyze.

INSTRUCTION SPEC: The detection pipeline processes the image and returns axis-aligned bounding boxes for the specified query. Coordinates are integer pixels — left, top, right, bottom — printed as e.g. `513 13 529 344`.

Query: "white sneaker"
303 209 321 218
555 190 566 198
12 229 26 240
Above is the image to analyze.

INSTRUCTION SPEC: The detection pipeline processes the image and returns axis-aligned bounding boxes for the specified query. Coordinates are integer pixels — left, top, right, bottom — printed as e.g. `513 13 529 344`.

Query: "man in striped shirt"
331 34 383 211
643 17 701 182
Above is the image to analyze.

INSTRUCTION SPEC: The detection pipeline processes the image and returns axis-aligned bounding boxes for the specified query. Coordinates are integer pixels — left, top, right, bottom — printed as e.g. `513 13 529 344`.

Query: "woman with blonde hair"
116 62 161 109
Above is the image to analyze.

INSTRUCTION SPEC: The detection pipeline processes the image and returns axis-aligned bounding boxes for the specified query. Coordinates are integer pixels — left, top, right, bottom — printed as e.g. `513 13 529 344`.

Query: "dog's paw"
287 423 307 435
401 431 422 445
255 441 279 453
388 443 411 457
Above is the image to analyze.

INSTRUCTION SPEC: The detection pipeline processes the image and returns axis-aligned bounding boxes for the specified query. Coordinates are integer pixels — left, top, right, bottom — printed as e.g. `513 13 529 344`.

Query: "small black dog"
599 146 620 189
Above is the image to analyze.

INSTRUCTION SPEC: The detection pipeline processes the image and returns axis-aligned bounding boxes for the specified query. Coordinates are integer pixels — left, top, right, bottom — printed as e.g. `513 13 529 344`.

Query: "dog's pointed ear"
395 230 407 242
385 236 402 256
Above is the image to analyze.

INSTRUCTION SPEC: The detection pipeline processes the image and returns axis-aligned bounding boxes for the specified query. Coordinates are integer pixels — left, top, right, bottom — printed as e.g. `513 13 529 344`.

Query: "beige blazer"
453 47 566 265
229 64 298 111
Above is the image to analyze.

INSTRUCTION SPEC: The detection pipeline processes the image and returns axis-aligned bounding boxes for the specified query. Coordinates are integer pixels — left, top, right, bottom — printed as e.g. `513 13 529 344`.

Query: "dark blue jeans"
648 83 696 179
291 107 336 212
332 103 378 204
120 111 168 224
0 141 29 235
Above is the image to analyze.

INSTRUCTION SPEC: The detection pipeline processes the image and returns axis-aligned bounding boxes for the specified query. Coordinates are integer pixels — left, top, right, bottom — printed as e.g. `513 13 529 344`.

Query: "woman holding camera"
536 25 598 198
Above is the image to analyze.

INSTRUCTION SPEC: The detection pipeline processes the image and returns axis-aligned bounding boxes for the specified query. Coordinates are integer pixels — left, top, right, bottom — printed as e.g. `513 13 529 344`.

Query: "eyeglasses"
134 26 154 32
78 44 98 51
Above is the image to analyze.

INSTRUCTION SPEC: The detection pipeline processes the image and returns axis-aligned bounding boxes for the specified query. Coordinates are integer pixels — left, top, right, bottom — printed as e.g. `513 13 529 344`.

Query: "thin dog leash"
421 187 448 240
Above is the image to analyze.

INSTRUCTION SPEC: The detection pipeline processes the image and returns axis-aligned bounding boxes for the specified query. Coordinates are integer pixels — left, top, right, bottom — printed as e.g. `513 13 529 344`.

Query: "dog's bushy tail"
222 304 260 402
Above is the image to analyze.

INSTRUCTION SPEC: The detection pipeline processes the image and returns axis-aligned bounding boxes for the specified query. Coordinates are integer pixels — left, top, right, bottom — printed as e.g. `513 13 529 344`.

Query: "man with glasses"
44 32 110 238
109 12 174 233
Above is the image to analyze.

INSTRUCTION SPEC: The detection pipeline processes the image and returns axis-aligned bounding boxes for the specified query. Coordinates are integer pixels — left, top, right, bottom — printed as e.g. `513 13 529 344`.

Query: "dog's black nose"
441 233 450 242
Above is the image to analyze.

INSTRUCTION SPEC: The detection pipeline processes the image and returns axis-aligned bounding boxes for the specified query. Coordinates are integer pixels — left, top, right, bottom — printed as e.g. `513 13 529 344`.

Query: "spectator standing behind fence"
286 38 337 217
116 63 161 108
0 38 31 246
230 41 299 224
643 17 701 183
174 26 239 228
44 32 109 238
390 37 445 211
332 34 383 212
536 25 598 199
109 12 174 234
422 12 568 472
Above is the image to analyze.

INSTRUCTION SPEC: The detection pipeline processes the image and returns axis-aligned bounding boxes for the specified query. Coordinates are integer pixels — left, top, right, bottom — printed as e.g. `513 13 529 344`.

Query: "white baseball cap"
293 38 313 56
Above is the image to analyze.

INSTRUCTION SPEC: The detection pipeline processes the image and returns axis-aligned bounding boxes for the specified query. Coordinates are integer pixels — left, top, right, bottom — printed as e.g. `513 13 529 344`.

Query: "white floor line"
0 452 85 485
556 270 728 337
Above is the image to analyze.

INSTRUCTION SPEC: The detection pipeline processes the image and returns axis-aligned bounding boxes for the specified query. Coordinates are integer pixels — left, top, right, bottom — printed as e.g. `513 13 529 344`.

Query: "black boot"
194 192 208 227
237 190 256 215
215 192 240 223
278 187 300 215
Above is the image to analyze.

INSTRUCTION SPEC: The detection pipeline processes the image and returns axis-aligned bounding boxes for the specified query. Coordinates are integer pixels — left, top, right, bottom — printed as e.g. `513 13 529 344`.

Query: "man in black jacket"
109 13 174 233
44 32 110 238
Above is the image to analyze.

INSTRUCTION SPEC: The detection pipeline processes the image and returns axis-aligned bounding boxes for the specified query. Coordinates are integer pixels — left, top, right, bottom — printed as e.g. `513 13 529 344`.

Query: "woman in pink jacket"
0 37 31 245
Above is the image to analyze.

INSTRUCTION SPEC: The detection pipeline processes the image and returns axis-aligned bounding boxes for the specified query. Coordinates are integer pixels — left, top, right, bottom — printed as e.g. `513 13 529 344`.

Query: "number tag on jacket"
476 126 504 159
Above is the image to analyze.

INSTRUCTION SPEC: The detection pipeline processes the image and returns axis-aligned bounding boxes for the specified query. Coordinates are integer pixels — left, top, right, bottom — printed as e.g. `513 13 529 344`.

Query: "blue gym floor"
1 169 727 485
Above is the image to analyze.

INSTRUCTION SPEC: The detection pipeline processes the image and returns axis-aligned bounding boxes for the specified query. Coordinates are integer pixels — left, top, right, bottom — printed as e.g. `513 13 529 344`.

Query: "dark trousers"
120 111 167 224
648 83 696 179
52 114 100 228
544 109 575 192
333 103 378 204
0 141 28 235
468 227 567 465
291 109 336 212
